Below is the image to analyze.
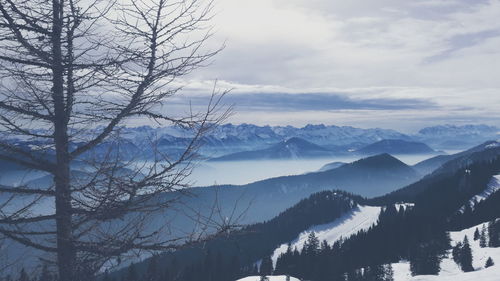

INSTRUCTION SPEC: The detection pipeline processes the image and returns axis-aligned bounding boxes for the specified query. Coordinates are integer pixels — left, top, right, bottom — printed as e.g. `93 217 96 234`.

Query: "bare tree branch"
0 0 235 279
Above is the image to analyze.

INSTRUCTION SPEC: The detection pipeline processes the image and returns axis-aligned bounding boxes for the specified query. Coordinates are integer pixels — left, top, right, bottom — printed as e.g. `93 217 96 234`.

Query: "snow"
395 203 415 211
459 175 500 212
272 205 382 263
236 276 300 281
485 142 500 149
471 175 500 203
392 222 500 281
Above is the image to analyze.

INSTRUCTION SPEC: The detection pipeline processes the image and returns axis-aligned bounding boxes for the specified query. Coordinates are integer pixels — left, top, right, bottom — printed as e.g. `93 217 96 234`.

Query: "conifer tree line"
4 210 499 281
488 219 500 247
106 209 496 281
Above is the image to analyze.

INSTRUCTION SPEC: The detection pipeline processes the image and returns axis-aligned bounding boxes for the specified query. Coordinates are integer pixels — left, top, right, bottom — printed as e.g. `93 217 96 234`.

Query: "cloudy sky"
175 0 500 132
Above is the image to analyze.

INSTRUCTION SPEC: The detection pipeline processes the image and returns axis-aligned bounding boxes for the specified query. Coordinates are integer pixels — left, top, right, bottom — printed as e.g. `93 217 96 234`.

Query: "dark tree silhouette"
473 228 480 240
260 256 274 276
0 0 231 280
459 236 474 272
480 225 488 248
485 257 494 268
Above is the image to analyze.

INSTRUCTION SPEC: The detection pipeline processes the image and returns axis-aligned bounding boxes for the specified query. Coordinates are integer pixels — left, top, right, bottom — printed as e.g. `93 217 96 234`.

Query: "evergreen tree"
488 220 499 247
252 265 259 275
384 264 395 281
320 240 330 252
485 257 494 268
365 265 385 281
473 228 480 240
260 256 274 276
452 242 462 265
305 232 320 255
460 236 474 272
480 225 488 248
410 241 441 276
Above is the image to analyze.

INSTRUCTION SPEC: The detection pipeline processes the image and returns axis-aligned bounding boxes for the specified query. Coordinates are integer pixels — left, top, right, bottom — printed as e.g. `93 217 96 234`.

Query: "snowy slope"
468 175 500 207
458 175 500 213
236 276 300 281
272 205 382 263
392 222 500 281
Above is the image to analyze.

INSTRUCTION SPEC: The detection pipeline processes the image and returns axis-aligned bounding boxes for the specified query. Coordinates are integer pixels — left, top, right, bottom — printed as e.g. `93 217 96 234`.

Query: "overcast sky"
173 0 500 132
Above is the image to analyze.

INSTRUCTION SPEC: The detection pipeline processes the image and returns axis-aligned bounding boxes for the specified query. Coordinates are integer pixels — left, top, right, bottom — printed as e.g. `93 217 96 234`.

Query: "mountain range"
114 123 500 158
2 124 497 163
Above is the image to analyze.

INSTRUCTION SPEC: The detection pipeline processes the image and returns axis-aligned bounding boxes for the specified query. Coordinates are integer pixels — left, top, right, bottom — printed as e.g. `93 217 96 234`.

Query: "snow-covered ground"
272 205 382 263
392 222 500 281
236 275 300 281
458 175 500 213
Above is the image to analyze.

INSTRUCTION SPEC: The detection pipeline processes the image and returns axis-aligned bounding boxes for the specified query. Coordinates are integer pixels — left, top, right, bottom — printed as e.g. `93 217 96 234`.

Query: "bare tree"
0 0 231 280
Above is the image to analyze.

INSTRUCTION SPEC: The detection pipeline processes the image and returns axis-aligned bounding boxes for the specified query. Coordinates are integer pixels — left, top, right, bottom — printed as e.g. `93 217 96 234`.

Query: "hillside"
272 205 382 263
187 153 420 228
110 191 363 281
392 222 500 281
238 153 419 198
374 144 500 205
209 137 335 161
356 139 436 155
413 140 500 175
113 145 500 281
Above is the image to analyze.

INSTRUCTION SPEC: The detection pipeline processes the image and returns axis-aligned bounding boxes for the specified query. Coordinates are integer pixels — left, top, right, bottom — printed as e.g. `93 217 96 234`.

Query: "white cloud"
180 0 500 129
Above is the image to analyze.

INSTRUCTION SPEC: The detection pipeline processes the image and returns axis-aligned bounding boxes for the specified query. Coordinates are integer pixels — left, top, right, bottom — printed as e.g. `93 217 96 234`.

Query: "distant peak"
353 153 408 167
303 124 327 130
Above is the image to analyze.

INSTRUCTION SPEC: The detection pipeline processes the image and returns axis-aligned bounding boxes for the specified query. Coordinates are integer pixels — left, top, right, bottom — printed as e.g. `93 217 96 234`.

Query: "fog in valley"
188 153 449 186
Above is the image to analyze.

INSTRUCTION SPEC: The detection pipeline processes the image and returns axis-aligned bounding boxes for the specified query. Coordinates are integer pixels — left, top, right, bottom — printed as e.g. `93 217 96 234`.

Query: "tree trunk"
51 1 75 280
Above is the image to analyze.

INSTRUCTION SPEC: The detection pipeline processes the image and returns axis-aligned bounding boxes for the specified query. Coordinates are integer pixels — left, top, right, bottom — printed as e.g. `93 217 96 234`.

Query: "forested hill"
108 191 364 281
371 145 500 205
102 147 500 281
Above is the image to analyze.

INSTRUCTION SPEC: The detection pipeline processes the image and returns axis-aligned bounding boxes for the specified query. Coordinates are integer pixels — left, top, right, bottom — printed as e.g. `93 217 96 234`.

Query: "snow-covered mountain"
119 123 499 158
116 123 413 157
415 124 499 150
3 123 498 162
